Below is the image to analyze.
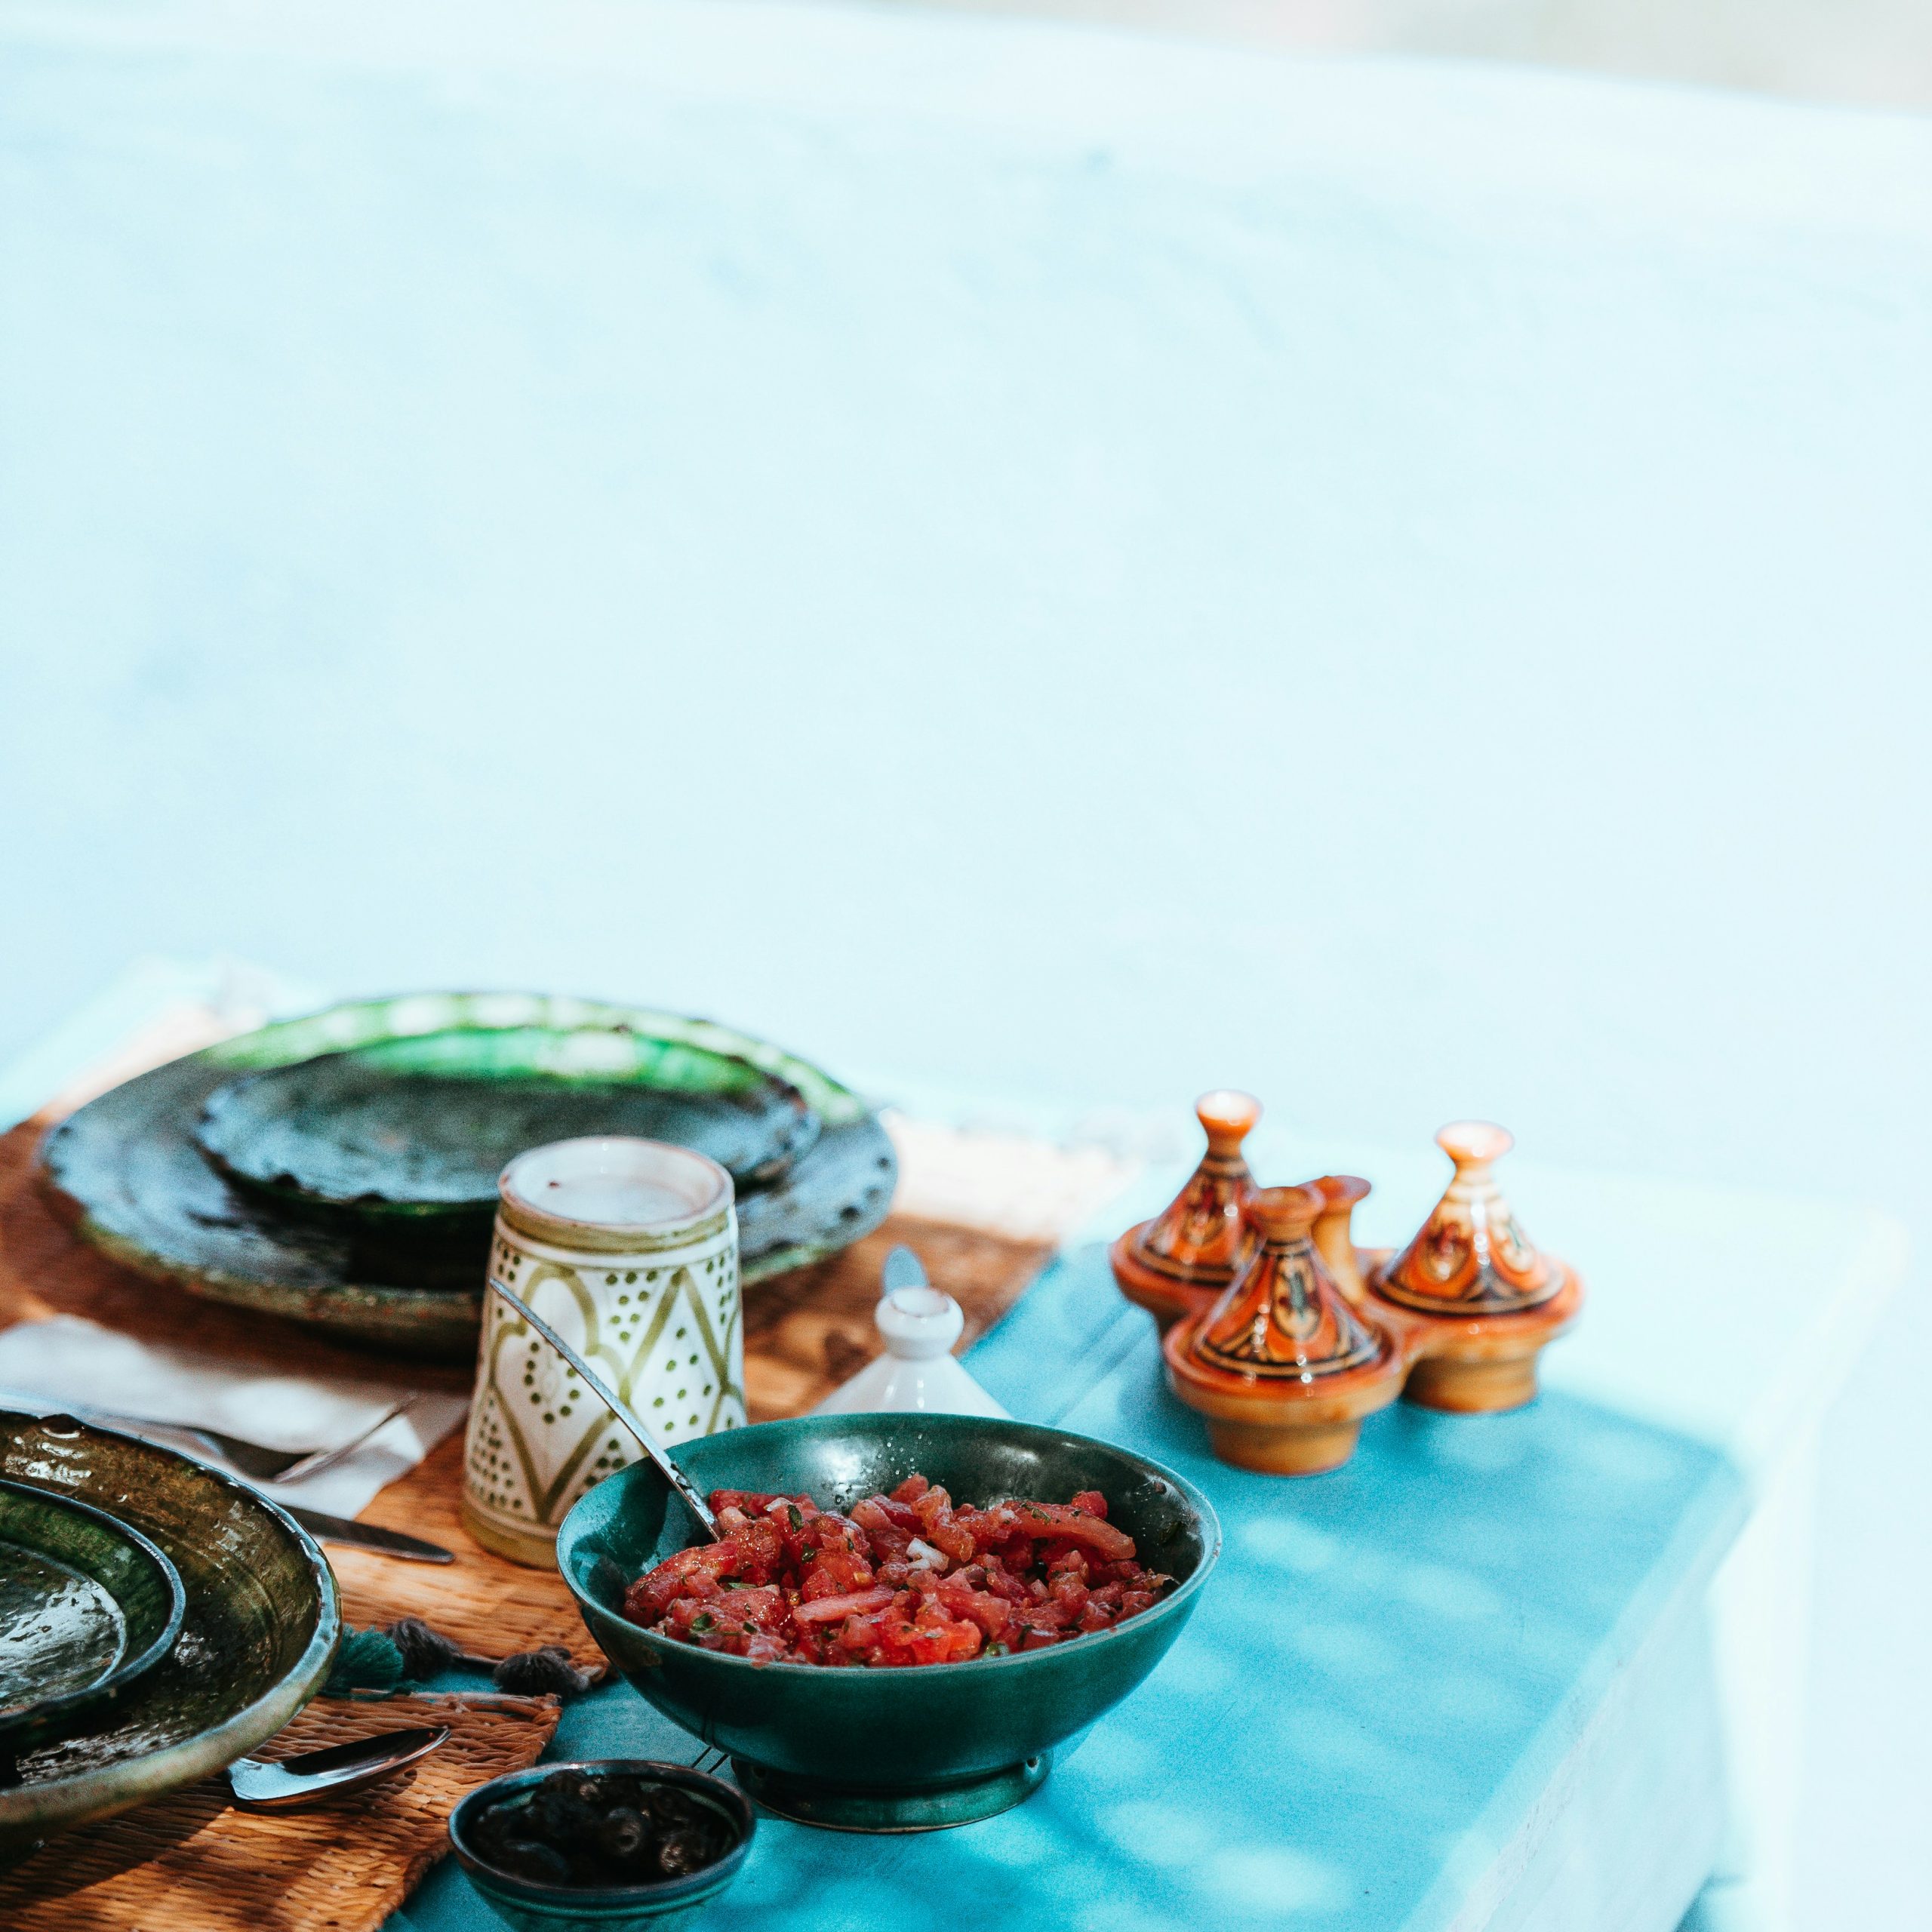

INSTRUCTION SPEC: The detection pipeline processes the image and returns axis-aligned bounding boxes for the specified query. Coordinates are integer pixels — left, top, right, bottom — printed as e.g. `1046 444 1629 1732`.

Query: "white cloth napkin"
0 1315 468 1518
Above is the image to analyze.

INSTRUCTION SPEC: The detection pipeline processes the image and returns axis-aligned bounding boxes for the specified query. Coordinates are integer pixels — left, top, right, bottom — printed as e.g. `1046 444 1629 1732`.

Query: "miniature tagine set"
1113 1096 1584 1474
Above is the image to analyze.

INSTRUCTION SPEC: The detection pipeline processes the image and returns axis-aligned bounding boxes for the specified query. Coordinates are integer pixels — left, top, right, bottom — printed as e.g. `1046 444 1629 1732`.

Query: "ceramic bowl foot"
1402 1352 1541 1414
1203 1417 1362 1475
731 1752 1052 1832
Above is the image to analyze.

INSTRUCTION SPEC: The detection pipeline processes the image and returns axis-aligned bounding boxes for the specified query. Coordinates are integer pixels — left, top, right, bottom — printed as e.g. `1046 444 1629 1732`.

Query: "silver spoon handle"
484 1276 719 1538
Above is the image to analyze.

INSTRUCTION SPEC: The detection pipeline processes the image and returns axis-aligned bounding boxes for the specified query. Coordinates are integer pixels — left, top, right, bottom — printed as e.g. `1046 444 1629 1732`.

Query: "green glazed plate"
0 1478 186 1750
39 995 897 1361
195 1029 820 1226
0 1411 338 1860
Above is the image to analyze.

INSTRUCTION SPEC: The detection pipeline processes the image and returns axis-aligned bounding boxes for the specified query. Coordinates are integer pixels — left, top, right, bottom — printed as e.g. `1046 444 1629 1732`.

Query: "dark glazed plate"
38 994 897 1361
0 1478 186 1749
195 1029 820 1226
557 1414 1219 1832
0 1412 339 1859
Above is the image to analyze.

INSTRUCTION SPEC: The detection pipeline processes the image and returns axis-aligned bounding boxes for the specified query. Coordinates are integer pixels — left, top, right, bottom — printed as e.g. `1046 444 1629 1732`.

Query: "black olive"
657 1826 712 1876
641 1785 691 1826
468 1792 535 1861
596 1806 648 1862
531 1780 602 1847
495 1838 574 1886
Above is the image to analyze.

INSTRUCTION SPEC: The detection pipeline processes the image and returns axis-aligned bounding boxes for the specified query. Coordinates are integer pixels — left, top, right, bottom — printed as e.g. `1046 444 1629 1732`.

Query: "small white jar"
814 1285 1008 1419
461 1136 746 1567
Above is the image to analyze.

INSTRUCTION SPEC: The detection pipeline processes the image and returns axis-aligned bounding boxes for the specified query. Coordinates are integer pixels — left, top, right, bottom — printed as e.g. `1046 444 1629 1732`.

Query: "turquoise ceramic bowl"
556 1414 1220 1830
449 1759 754 1932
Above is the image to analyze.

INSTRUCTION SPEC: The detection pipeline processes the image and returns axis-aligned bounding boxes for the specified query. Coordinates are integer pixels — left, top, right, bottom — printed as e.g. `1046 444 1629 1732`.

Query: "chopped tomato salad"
621 1474 1174 1666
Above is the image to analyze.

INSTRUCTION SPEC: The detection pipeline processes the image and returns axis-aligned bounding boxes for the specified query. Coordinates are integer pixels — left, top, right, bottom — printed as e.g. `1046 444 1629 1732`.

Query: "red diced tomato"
622 1540 744 1624
623 1471 1173 1666
995 1501 1136 1563
794 1586 896 1624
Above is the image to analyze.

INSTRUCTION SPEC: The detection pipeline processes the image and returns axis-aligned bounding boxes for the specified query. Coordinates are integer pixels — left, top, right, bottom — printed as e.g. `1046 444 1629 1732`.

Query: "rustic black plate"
0 1413 337 1858
195 1028 820 1228
0 1478 186 1749
38 995 897 1361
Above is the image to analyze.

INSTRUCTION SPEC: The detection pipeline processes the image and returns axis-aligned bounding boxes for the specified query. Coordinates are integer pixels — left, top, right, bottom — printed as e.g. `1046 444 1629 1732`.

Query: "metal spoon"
229 1724 449 1811
485 1277 719 1538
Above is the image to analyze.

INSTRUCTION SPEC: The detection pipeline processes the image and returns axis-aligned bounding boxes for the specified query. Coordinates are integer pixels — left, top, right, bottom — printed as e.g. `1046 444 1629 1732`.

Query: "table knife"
284 1503 455 1564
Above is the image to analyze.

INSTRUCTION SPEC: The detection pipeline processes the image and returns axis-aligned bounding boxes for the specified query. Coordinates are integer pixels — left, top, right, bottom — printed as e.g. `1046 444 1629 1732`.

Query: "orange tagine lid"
1123 1090 1263 1292
1373 1121 1561 1316
1187 1184 1386 1384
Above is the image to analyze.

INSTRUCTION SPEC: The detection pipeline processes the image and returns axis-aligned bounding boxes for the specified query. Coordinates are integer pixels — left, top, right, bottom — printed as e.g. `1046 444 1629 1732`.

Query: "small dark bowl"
556 1413 1220 1831
448 1759 754 1932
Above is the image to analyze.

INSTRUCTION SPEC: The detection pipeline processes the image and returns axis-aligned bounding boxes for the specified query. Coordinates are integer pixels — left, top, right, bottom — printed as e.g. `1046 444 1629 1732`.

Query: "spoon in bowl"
485 1278 720 1538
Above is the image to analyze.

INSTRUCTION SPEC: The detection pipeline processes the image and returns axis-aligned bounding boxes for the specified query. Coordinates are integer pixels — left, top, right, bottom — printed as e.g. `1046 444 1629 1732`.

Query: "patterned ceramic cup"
461 1136 746 1567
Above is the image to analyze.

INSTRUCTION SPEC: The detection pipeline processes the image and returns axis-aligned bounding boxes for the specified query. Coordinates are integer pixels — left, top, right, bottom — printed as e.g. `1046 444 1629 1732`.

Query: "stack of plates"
0 1411 337 1856
0 1478 185 1752
39 993 897 1358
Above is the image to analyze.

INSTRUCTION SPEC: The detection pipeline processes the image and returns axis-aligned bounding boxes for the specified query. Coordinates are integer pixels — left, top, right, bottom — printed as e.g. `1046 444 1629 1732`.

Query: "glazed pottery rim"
202 992 870 1126
195 1030 817 1219
448 1758 755 1907
0 1475 189 1735
37 990 895 1352
0 1411 342 1832
1245 1182 1326 1235
1315 1174 1373 1206
499 1135 734 1246
560 1413 1223 1683
1194 1088 1262 1131
1436 1118 1514 1163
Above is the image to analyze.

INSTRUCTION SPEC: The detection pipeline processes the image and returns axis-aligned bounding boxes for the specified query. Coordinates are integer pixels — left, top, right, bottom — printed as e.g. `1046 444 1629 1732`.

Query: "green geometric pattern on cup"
466 1247 746 1535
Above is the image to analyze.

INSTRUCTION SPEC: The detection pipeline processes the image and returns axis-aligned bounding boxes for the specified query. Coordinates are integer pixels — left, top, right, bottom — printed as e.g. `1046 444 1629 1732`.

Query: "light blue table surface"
3 0 1928 1921
392 1246 1742 1932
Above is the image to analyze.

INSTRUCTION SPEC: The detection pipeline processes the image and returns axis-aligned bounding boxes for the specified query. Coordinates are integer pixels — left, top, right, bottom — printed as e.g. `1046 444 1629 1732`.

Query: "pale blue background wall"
2 3 1928 1922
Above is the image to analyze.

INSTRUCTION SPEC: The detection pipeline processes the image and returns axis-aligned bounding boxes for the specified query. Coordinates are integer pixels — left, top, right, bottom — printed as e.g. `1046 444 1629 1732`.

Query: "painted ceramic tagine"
1163 1184 1405 1475
1310 1174 1372 1306
1367 1121 1584 1414
1110 1091 1262 1334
